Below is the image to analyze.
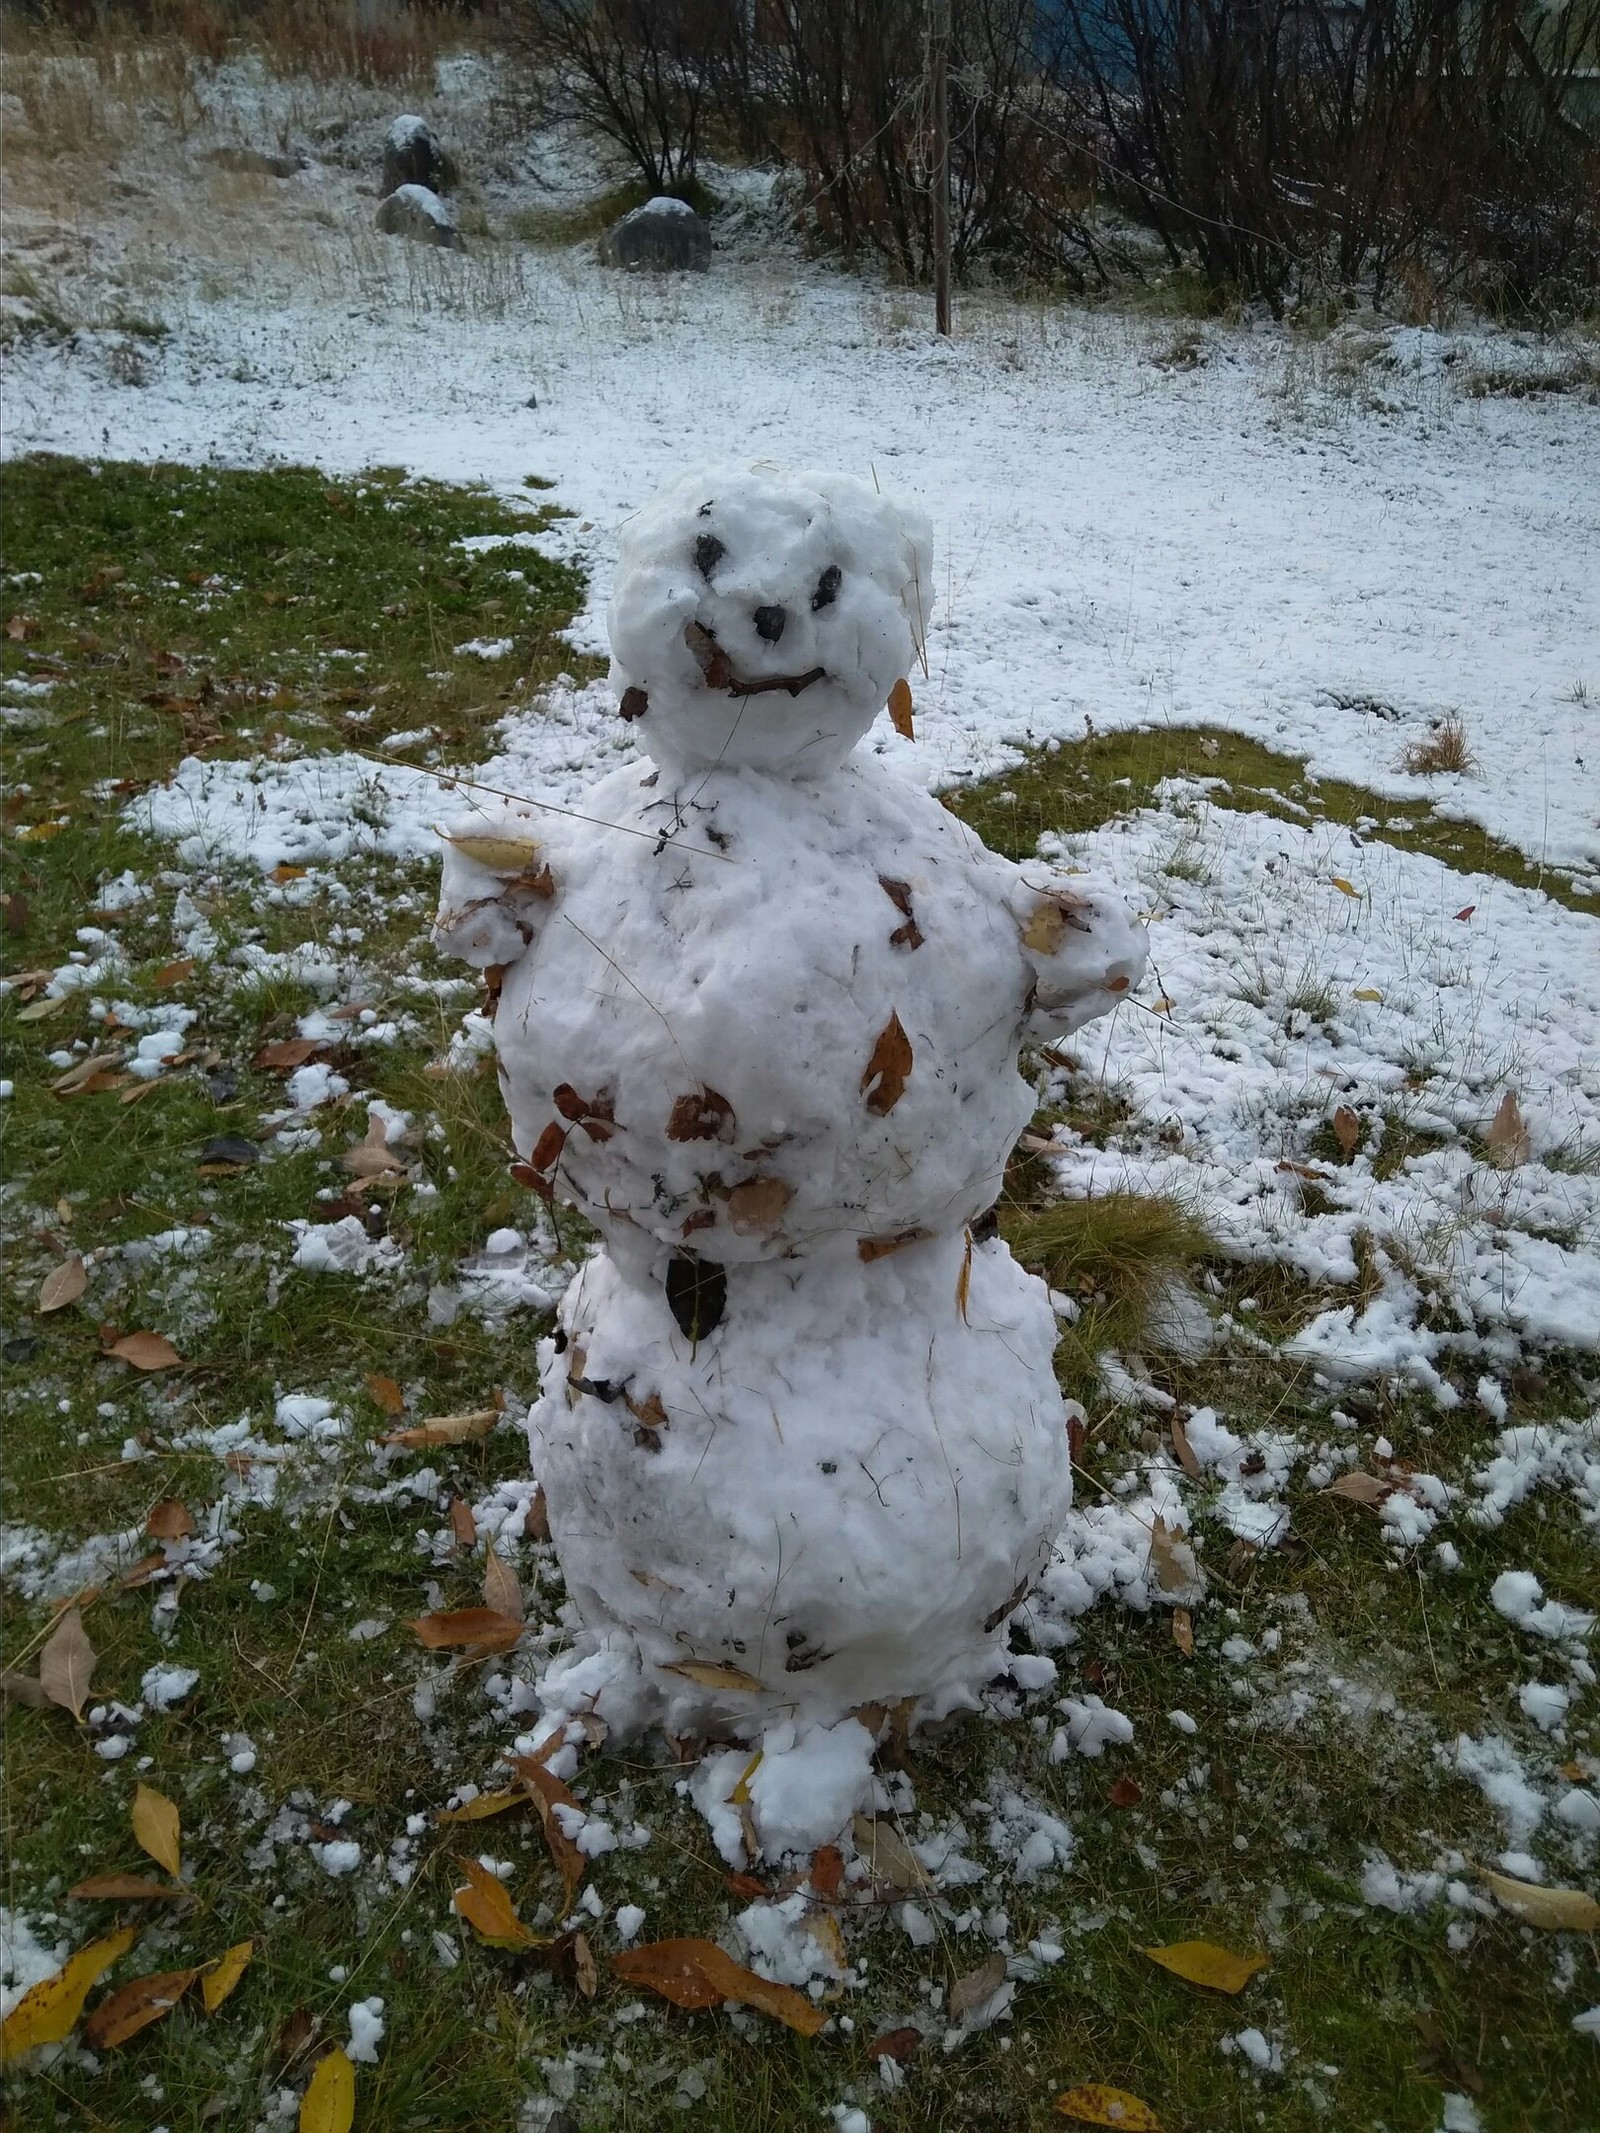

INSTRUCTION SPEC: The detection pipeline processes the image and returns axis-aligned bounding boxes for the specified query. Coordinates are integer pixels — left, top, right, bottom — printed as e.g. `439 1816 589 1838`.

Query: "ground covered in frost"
2 39 1598 2133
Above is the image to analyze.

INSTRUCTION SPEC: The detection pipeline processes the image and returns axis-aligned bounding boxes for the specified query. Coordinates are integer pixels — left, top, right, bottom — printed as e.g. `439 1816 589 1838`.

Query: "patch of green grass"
941 725 1600 918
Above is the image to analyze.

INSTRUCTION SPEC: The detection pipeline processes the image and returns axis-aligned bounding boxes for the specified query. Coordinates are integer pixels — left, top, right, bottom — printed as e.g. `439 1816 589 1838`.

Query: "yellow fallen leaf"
1479 1867 1600 1932
1054 2085 1162 2129
132 1783 182 1878
1352 987 1383 1002
1331 876 1362 897
201 1939 253 2013
1141 1940 1268 1994
659 1658 766 1692
0 1925 139 2063
444 831 543 875
728 1749 764 1807
434 1789 525 1825
300 2045 356 2133
452 1858 545 1948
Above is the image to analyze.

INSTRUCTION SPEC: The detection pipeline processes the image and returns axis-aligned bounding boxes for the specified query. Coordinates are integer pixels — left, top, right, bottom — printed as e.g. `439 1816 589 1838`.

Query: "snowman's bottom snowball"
529 1232 1072 1744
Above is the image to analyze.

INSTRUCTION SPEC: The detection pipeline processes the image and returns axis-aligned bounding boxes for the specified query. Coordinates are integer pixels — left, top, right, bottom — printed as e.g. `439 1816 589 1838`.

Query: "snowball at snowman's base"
530 1229 1072 1758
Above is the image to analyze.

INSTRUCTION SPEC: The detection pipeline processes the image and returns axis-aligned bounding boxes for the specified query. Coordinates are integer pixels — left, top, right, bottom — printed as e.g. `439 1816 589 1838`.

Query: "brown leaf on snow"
860 1011 913 1116
448 1497 477 1550
452 1859 545 1949
380 1408 497 1450
39 1255 88 1314
482 1542 524 1624
364 1372 406 1415
611 1938 826 2036
947 1951 1008 2024
725 1176 793 1234
858 1229 930 1263
40 1606 97 1719
852 1815 930 1892
660 1658 766 1692
886 677 915 740
1142 1939 1268 1993
106 1331 182 1372
342 1117 404 1178
408 1608 523 1653
131 1784 182 1878
1147 1515 1204 1601
809 1844 845 1900
68 1875 183 1903
1485 1090 1532 1168
666 1087 736 1143
524 1486 551 1542
82 1966 201 2049
146 1498 195 1542
1332 1105 1362 1160
1323 1470 1390 1506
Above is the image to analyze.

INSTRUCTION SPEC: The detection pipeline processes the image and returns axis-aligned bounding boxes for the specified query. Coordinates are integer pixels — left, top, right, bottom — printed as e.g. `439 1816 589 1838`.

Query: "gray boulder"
382 113 456 197
374 183 464 251
601 196 712 272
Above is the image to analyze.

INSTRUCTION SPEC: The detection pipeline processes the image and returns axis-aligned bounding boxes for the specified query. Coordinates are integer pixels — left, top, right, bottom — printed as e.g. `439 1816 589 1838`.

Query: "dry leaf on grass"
809 1844 845 1899
83 1964 201 2049
107 1331 182 1371
852 1815 930 1891
381 1408 497 1450
452 1859 545 1949
300 2045 356 2133
483 1541 524 1623
868 2025 924 2064
1485 1091 1532 1168
946 1951 1007 2024
1147 1516 1204 1603
39 1255 87 1313
342 1116 404 1178
1171 1607 1195 1657
1141 1940 1268 1993
659 1658 766 1692
448 1497 477 1550
887 677 915 740
132 1785 182 1878
435 1789 524 1825
1478 1867 1600 1931
152 956 195 989
0 1925 139 2063
1323 1471 1390 1506
1054 2084 1162 2128
0 1669 50 1707
254 1038 322 1070
1169 1414 1201 1479
201 1940 253 2013
860 1011 913 1116
1108 1776 1143 1809
572 1929 598 1997
611 1938 826 2036
40 1606 96 1718
364 1372 405 1415
408 1608 523 1653
510 1755 586 1908
146 1497 195 1541
68 1875 183 1902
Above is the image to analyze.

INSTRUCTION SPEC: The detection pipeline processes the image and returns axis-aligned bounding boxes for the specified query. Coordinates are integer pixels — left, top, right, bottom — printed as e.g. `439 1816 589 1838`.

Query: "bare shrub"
1403 716 1478 776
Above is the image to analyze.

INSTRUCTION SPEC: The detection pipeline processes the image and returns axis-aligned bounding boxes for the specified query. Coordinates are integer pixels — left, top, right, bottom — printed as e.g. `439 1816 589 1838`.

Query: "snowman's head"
608 465 932 776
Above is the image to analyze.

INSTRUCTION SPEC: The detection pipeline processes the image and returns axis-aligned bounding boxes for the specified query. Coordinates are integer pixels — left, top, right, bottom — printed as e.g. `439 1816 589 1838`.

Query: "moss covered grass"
4 458 1597 2133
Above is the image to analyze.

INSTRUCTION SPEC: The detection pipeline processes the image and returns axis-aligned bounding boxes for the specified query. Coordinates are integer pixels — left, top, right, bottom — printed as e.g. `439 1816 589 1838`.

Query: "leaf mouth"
683 621 825 700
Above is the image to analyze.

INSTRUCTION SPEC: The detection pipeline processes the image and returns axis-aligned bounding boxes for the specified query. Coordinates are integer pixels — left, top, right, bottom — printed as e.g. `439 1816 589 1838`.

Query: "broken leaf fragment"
1054 2084 1162 2129
40 1605 97 1718
0 1925 140 2063
300 2045 356 2133
660 1658 766 1692
381 1408 497 1449
1141 1940 1268 1994
611 1938 826 2035
453 1859 545 1948
435 1789 524 1825
408 1607 523 1652
83 1963 202 2049
132 1784 182 1877
201 1940 254 2013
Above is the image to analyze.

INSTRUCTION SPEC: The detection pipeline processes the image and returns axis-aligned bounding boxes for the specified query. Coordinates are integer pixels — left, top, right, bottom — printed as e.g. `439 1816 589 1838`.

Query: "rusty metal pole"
932 0 951 335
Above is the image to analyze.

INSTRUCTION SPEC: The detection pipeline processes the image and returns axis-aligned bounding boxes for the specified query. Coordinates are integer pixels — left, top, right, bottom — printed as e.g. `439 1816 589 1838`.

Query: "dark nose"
753 605 787 644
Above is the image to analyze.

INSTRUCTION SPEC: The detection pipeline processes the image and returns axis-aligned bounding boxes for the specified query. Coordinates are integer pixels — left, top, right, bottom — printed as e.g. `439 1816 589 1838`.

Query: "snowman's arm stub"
1009 870 1148 1038
432 811 558 971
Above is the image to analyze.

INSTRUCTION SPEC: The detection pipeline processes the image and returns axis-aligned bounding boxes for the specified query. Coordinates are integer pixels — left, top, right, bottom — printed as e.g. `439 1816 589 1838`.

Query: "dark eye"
812 564 841 611
694 533 725 577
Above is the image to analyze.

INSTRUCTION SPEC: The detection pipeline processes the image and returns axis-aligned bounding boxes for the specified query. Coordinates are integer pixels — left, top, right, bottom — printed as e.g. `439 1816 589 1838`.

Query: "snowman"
435 466 1146 1846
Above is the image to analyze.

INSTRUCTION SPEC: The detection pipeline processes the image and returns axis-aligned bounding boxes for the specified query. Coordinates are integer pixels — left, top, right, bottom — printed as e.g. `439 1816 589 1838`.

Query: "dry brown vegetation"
1403 715 1480 777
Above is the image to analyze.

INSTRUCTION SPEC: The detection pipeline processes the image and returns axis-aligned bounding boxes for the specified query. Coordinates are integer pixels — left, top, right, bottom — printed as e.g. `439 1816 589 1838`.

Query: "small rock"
601 196 712 273
382 113 456 197
375 184 464 252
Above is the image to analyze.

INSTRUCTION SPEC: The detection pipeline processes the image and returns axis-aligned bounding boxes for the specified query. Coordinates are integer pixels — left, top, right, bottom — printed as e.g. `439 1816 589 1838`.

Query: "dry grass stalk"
1402 715 1477 777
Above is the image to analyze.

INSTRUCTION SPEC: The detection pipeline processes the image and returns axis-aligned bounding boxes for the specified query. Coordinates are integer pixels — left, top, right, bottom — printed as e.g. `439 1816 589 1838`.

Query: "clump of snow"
736 1892 843 1989
1491 1570 1594 1643
1222 2027 1285 2073
140 1664 199 1710
347 1996 386 2064
312 1840 362 1877
288 1216 403 1277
